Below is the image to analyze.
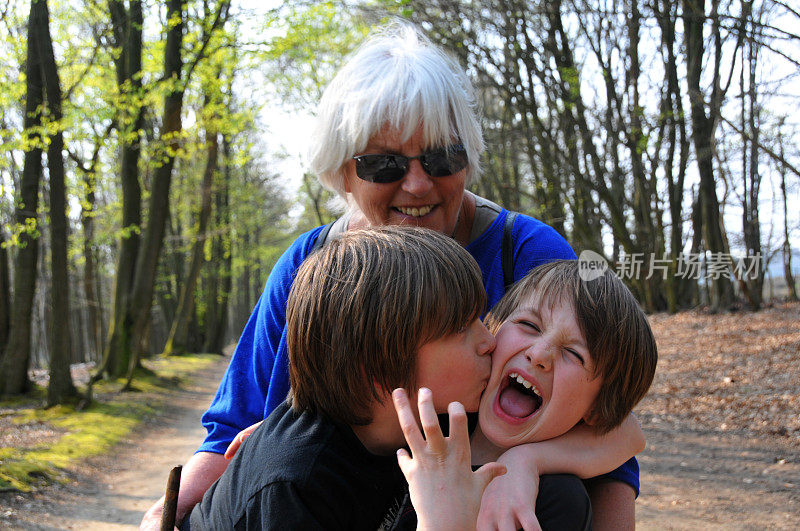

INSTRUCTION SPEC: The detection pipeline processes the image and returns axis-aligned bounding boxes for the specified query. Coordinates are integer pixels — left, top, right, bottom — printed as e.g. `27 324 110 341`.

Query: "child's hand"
392 388 506 531
477 445 542 531
224 420 263 459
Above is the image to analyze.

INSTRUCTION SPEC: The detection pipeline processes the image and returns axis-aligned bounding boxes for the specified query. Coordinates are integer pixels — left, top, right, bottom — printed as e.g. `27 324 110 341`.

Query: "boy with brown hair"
393 259 658 530
477 258 657 440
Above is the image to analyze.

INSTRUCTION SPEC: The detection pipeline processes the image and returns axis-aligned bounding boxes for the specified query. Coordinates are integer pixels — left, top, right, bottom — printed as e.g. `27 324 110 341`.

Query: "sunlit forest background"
0 0 798 405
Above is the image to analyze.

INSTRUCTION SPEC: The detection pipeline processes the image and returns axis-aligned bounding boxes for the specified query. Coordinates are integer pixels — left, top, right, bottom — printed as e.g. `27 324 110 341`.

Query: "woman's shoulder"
262 226 332 297
468 195 574 259
277 226 331 267
511 212 576 260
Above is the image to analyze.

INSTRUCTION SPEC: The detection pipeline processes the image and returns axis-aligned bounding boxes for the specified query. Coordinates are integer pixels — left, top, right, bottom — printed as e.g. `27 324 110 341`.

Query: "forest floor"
0 303 798 529
636 301 800 529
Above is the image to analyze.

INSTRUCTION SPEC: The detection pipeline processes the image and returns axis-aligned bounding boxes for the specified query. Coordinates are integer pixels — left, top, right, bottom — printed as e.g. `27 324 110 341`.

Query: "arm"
587 480 635 531
531 418 640 530
477 415 643 531
519 414 644 478
199 228 326 455
139 451 229 530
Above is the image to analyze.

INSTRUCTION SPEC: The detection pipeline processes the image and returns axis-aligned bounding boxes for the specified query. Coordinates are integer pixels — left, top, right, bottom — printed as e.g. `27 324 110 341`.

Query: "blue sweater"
197 210 639 493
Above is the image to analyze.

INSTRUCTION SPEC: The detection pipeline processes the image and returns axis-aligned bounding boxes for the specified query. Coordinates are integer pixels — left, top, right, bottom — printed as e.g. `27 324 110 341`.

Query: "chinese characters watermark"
578 250 762 281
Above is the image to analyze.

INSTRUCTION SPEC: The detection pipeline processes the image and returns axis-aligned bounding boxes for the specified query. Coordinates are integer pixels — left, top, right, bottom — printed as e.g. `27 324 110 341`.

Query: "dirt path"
637 425 799 529
0 355 230 530
635 303 800 530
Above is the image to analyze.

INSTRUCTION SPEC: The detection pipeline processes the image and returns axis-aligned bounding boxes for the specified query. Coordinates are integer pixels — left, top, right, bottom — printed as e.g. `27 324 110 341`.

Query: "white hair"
309 24 484 197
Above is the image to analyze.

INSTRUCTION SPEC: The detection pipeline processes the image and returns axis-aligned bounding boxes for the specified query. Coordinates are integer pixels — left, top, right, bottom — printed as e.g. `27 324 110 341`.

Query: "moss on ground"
0 353 218 492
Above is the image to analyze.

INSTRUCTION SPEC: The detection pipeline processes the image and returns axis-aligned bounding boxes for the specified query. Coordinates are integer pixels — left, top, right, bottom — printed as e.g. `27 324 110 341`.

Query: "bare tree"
656 0 695 311
737 3 765 309
682 0 740 311
777 123 798 300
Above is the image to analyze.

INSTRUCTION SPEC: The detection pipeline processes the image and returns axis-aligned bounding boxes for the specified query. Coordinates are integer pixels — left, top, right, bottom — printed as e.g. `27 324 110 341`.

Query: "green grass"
0 353 218 492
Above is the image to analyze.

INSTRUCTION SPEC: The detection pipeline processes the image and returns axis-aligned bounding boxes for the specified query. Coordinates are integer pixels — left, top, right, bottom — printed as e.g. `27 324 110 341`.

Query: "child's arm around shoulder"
520 414 644 478
477 414 644 530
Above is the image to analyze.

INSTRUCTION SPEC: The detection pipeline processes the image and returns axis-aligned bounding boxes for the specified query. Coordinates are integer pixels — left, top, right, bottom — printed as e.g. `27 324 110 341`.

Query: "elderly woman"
142 25 638 529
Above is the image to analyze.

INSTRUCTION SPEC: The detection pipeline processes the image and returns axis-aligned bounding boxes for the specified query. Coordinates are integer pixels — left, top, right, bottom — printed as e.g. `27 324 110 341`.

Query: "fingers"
517 512 543 531
446 400 469 451
392 388 426 454
396 447 413 474
495 515 518 531
478 501 539 531
392 388 469 460
417 388 446 455
474 461 507 490
224 420 262 460
224 433 244 460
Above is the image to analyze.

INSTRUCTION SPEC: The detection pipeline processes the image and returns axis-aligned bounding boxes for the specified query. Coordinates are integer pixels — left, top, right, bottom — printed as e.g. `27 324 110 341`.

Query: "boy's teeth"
398 205 433 217
509 371 541 397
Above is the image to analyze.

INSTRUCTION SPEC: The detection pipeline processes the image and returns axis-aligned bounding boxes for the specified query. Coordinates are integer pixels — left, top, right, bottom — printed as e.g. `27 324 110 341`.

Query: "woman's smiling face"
478 295 603 448
344 125 467 237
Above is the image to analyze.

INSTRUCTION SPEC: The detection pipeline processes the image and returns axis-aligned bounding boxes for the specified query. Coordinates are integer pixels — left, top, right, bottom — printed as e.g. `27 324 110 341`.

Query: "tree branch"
63 41 102 103
180 0 232 93
720 115 800 179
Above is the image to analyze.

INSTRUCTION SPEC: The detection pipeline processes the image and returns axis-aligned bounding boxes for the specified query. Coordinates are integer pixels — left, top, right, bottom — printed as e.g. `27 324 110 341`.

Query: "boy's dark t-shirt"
186 401 408 530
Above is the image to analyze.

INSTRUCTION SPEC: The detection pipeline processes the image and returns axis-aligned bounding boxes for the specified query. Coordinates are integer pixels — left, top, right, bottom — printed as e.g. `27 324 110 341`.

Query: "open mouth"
497 371 543 419
394 205 435 217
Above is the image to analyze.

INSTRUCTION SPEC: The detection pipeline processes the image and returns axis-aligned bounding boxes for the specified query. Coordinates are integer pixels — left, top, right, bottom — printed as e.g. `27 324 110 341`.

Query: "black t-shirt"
186 401 408 530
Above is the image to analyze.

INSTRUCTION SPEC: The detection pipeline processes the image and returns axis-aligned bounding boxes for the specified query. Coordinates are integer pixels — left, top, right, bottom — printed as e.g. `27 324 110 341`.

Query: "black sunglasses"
352 144 469 184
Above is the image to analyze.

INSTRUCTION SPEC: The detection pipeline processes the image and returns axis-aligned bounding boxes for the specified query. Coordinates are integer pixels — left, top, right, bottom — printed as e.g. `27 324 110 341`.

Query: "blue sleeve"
602 457 639 496
510 213 577 281
197 228 324 454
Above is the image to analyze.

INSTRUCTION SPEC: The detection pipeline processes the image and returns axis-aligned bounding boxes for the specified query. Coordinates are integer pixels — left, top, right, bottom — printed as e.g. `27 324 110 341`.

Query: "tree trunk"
236 229 251 335
204 136 232 354
163 128 217 355
627 0 662 312
740 16 763 309
0 0 44 396
682 0 735 311
0 230 10 359
80 166 104 361
156 213 182 332
777 126 798 301
99 0 144 379
33 0 77 405
657 0 694 311
123 0 187 384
